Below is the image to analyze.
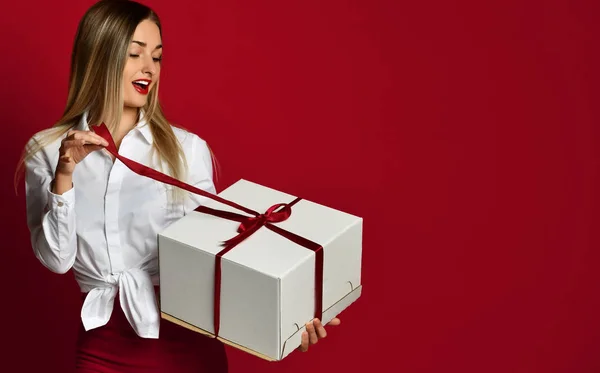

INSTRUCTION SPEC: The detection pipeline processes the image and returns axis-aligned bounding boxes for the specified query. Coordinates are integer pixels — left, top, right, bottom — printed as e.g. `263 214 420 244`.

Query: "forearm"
52 171 73 195
32 212 77 274
31 180 78 274
28 174 78 274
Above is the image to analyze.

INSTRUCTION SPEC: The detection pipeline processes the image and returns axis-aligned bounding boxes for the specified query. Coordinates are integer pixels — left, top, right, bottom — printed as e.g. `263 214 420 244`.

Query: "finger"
62 139 87 149
59 155 72 164
327 317 341 326
313 319 327 339
66 136 105 149
85 144 104 153
72 131 102 145
299 331 309 352
74 132 108 146
89 132 110 146
61 134 72 145
65 129 83 141
305 320 318 345
65 130 108 147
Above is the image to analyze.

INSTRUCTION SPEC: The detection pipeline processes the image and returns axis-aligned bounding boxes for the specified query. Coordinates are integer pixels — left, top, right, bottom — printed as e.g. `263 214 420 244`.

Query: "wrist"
55 168 73 178
53 171 73 195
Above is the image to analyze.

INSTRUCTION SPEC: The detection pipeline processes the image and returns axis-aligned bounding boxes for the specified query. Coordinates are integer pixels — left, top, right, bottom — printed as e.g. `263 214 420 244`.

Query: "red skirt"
75 290 228 373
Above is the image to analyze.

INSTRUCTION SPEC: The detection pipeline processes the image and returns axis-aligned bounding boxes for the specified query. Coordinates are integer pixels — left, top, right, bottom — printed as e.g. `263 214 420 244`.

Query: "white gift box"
157 179 363 361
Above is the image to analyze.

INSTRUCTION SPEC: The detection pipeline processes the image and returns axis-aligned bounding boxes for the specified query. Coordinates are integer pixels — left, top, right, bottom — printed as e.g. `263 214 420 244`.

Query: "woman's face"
123 19 162 109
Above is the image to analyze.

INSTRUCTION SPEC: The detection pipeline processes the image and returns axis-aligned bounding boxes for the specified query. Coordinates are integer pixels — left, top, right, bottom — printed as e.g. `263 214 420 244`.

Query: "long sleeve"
183 134 217 214
24 138 78 274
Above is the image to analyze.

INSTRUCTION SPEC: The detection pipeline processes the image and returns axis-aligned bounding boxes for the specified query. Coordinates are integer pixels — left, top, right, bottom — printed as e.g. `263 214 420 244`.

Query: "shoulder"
169 125 214 174
170 125 211 159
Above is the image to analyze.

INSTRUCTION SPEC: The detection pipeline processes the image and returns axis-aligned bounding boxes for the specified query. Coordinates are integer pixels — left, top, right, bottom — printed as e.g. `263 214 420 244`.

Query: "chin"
124 100 148 109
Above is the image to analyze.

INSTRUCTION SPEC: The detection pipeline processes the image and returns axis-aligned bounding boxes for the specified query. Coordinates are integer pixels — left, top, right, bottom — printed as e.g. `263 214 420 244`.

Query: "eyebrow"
131 40 163 50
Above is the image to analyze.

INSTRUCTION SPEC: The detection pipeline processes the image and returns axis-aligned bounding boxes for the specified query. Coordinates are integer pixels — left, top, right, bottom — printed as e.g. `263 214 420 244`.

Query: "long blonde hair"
15 0 216 198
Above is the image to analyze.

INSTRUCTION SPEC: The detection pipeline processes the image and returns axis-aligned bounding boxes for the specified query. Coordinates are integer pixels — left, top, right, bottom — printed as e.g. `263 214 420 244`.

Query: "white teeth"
134 80 149 86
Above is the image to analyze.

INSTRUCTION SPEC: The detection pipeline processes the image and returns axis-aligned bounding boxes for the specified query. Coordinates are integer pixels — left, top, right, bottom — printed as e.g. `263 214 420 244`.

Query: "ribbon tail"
195 205 251 223
222 223 263 247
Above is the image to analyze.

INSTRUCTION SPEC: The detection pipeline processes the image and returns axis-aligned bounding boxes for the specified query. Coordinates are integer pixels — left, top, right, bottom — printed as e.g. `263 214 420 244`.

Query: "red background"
1 0 599 372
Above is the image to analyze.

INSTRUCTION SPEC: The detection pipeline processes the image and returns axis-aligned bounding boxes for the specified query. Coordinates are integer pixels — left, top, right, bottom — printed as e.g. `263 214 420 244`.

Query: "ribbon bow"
223 203 292 246
238 203 291 233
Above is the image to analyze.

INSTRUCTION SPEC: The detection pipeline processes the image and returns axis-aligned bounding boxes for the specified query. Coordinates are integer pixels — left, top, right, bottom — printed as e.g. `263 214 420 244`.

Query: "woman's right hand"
56 129 109 175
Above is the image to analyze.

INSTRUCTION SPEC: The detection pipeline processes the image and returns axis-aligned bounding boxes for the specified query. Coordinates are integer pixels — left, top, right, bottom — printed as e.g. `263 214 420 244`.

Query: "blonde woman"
17 0 337 372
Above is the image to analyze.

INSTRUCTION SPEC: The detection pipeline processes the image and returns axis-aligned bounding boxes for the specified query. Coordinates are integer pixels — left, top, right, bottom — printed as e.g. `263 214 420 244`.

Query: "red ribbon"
92 123 323 337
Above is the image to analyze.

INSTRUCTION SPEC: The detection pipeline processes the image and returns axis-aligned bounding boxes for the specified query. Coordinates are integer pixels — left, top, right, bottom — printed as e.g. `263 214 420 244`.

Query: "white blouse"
24 112 216 338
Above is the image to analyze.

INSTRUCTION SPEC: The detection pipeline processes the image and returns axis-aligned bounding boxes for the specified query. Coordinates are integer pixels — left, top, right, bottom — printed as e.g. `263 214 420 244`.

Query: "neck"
120 106 139 132
110 106 140 150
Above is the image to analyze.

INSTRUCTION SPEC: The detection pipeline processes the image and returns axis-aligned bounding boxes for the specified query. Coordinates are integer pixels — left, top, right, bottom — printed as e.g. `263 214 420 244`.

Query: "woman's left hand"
298 317 341 352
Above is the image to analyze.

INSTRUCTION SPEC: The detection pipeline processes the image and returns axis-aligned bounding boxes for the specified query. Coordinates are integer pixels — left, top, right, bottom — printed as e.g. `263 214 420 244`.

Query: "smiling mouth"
132 80 150 94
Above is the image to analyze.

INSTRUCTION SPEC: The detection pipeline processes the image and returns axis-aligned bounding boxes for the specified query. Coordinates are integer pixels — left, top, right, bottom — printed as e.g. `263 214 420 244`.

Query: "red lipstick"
132 79 151 95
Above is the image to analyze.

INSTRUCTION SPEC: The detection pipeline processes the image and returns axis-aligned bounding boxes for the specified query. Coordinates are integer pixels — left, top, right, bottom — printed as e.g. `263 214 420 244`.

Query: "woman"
17 0 338 372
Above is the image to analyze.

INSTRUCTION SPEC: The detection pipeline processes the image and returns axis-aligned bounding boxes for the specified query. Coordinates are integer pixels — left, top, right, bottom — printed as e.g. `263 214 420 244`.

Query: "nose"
142 54 156 76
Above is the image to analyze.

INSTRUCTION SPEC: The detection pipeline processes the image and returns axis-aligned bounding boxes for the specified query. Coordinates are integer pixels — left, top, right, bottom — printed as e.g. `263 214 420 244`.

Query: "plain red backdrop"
1 0 599 372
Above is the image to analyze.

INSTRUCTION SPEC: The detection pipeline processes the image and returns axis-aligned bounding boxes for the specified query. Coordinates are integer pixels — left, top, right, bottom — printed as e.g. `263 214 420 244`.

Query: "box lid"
159 179 361 278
